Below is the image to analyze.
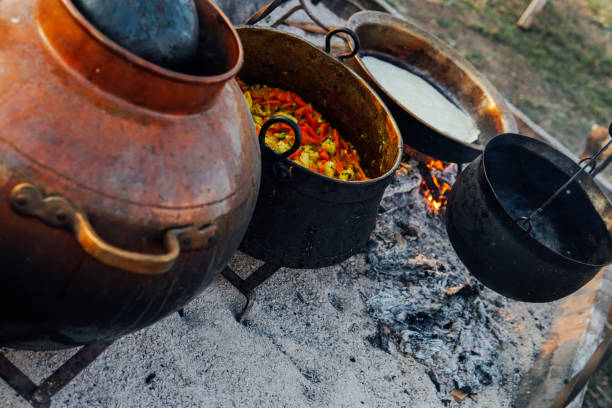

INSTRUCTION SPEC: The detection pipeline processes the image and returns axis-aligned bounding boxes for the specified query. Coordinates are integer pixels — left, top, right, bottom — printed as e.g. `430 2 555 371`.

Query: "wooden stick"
518 0 549 29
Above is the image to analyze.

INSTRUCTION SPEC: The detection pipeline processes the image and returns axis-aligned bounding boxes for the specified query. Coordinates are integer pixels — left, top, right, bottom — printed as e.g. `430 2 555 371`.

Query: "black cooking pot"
446 133 612 302
236 26 402 268
345 11 517 163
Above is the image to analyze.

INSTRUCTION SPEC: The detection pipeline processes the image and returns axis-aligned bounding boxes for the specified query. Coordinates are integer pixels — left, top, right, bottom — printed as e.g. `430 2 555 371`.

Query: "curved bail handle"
9 183 217 275
515 121 612 231
259 116 302 159
325 27 360 60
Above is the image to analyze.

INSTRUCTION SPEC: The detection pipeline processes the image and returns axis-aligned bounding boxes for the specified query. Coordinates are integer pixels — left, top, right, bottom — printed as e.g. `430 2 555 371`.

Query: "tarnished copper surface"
0 0 260 349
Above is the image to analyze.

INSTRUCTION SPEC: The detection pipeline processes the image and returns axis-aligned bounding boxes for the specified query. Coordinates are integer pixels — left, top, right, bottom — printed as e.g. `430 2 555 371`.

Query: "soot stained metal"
446 133 612 302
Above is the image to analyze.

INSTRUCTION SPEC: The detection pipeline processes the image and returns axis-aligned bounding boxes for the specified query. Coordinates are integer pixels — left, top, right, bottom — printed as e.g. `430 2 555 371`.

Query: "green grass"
461 0 612 133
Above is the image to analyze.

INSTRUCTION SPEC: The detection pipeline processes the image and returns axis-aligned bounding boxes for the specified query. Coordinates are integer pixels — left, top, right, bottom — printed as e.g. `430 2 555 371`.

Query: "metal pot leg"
0 341 113 408
222 263 281 323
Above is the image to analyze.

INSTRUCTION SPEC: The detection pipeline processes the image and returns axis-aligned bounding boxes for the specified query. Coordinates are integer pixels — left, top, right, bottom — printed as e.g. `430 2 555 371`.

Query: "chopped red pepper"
318 123 329 137
310 117 318 130
237 78 369 181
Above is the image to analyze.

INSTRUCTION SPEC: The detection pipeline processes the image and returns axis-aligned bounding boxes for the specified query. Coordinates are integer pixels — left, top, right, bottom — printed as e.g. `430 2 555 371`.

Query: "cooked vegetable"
237 79 369 181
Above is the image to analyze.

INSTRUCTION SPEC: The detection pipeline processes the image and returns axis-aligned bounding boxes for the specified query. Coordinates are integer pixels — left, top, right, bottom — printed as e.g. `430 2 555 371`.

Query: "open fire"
419 159 454 212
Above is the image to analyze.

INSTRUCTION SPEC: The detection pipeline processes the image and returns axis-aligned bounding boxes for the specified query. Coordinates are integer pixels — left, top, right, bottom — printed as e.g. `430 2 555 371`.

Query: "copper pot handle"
9 183 216 275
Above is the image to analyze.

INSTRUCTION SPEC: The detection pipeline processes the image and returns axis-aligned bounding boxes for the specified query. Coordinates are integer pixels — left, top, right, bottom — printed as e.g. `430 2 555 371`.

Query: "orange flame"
420 159 453 212
426 159 447 172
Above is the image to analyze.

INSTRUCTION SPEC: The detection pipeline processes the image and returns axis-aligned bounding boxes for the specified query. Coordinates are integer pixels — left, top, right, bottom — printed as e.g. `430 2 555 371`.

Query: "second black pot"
236 26 402 268
446 133 612 302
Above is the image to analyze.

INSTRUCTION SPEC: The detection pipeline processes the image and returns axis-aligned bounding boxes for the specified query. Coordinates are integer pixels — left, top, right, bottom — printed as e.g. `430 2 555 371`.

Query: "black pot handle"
259 116 303 182
259 116 302 159
325 28 360 60
515 121 612 233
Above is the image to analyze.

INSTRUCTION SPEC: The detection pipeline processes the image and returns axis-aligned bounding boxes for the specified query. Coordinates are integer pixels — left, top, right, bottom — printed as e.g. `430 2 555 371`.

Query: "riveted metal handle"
325 27 360 60
10 183 217 275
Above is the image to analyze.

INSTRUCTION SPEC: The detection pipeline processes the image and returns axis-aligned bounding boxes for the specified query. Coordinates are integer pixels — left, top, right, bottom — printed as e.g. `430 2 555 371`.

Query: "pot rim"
237 25 403 185
346 10 517 151
275 147 402 186
60 0 243 85
482 133 612 268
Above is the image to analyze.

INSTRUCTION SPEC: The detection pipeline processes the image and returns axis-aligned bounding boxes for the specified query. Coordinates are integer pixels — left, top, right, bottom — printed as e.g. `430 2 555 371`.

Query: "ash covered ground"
362 160 558 405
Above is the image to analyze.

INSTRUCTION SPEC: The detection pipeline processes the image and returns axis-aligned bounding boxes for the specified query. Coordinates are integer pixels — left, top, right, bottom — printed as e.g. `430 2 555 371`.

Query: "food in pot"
238 79 368 181
361 55 480 144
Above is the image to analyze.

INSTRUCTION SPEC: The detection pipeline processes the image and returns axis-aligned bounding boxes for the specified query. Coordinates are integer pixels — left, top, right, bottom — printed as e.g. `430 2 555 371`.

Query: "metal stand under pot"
0 342 113 408
220 14 402 322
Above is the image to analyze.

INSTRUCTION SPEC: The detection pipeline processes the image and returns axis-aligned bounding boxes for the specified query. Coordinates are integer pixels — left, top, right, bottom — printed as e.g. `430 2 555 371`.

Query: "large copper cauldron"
0 0 259 349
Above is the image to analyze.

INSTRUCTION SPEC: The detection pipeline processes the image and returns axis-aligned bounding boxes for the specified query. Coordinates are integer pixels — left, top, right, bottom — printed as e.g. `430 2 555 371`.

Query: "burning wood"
418 159 454 212
451 388 476 403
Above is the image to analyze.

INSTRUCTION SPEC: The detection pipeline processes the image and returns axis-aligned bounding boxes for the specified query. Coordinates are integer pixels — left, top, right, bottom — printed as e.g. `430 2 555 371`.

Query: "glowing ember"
419 159 453 212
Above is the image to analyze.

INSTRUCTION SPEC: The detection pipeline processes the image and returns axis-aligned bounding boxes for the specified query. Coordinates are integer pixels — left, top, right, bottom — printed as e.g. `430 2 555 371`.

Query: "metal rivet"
15 195 28 206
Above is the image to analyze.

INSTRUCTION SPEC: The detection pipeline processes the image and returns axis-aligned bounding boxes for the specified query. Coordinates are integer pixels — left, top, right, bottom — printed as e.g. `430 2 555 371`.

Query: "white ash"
364 160 556 405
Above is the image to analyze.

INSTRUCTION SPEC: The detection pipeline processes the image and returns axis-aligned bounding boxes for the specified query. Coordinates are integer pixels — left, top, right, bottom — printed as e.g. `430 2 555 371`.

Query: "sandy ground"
2 255 443 408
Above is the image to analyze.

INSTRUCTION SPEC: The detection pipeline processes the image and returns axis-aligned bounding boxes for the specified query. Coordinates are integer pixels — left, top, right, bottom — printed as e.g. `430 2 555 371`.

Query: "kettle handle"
9 183 216 275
